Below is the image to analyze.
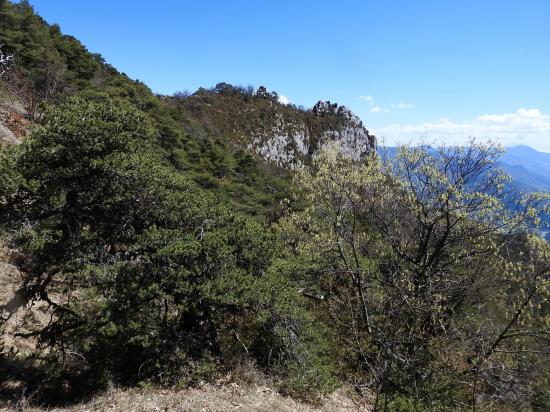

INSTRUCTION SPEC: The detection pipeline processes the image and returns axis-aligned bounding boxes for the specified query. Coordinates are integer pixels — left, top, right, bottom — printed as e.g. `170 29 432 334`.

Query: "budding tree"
281 141 550 409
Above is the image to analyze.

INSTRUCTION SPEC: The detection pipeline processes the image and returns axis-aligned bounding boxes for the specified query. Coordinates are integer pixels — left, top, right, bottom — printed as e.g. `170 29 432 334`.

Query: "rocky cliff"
170 84 375 169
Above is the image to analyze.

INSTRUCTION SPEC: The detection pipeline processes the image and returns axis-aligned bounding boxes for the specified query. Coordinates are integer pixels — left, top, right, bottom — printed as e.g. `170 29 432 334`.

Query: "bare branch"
0 44 14 78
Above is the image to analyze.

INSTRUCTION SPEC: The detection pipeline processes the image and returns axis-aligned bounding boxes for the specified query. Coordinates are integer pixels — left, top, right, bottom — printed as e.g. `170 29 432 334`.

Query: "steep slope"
0 1 374 218
0 98 27 144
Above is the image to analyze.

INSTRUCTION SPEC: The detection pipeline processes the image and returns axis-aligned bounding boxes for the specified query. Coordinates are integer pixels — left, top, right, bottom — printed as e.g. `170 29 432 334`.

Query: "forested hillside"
0 0 374 217
1 2 549 411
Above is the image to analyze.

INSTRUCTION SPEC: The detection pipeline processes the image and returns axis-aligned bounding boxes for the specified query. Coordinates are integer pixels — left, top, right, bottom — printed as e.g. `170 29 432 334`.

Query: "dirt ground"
3 384 371 412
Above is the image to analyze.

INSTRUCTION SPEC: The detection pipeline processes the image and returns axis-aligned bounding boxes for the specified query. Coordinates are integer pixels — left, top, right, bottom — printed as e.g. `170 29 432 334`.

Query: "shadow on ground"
0 353 103 409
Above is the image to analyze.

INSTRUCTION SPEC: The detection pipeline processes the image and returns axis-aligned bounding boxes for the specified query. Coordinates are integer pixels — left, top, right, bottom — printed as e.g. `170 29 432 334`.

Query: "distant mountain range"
499 145 550 240
381 144 550 194
499 145 550 193
381 144 550 239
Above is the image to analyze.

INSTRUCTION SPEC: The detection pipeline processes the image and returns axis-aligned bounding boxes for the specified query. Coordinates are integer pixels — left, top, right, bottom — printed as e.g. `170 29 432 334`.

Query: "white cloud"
373 108 550 152
369 106 390 114
361 96 412 113
392 102 413 109
278 94 290 105
360 95 374 103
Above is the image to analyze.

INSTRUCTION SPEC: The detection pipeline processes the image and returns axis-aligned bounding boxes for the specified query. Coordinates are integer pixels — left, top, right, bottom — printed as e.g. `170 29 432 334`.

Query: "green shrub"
0 98 328 391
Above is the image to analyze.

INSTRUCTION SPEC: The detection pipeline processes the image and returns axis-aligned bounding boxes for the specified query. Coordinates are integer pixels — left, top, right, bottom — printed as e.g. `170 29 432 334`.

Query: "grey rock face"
251 100 375 168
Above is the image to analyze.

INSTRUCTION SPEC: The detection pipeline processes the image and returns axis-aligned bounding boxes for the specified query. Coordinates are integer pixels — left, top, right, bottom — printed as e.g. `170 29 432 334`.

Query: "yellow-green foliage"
281 143 550 409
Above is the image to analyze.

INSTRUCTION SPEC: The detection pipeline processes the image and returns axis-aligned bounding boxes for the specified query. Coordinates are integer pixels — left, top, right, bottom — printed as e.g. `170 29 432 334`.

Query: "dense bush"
0 99 333 392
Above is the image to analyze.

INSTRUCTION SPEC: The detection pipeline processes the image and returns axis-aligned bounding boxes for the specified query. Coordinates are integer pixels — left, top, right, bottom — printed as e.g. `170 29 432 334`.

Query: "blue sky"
27 0 550 150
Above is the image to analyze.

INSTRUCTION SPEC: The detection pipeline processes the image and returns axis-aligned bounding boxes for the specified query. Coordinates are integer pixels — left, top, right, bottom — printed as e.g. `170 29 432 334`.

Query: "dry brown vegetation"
3 384 369 412
5 383 369 412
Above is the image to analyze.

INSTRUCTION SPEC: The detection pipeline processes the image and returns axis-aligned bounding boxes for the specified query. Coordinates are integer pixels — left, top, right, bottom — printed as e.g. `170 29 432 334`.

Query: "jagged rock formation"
311 100 375 160
172 85 376 169
250 99 374 168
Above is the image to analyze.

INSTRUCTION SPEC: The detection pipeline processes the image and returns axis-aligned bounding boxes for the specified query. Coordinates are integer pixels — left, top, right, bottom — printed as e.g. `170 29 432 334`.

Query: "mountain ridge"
0 0 374 217
500 145 550 192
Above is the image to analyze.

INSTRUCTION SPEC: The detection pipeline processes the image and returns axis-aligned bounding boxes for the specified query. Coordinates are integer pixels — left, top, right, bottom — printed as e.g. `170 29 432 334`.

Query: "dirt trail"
4 384 370 412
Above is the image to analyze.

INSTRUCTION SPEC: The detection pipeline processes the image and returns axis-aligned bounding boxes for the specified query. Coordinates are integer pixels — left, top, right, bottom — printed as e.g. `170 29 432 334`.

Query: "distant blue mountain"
379 144 550 239
499 146 550 240
500 145 550 193
380 144 550 194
